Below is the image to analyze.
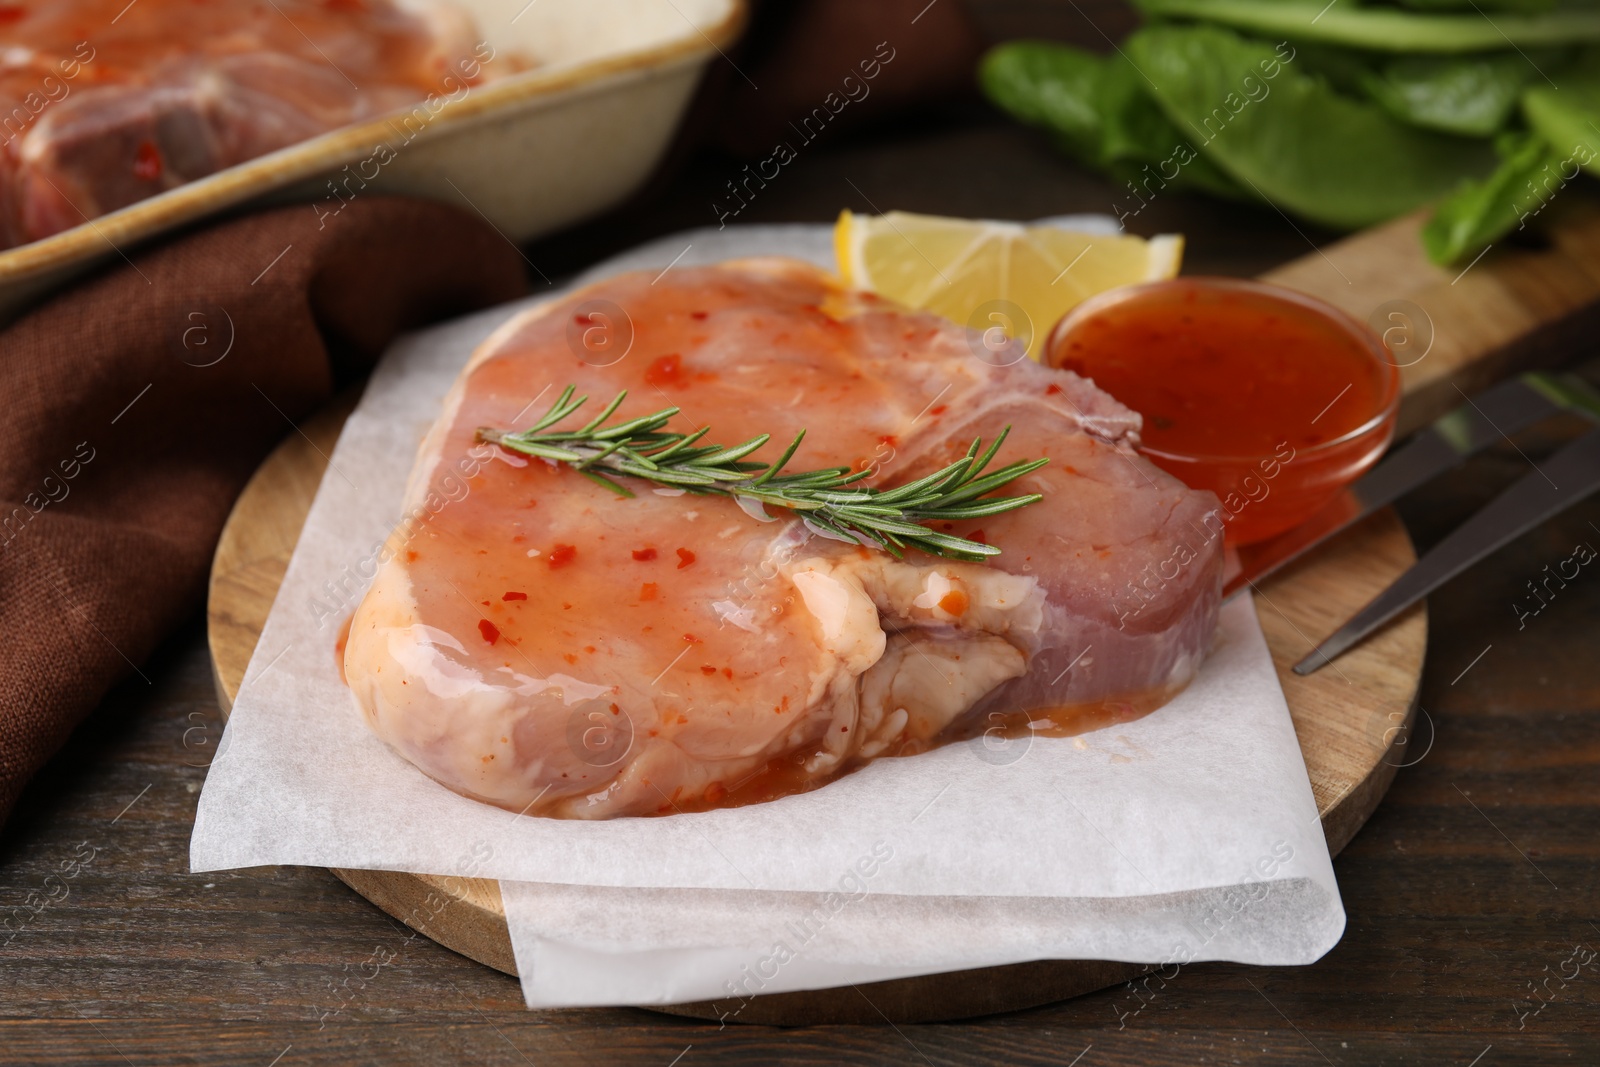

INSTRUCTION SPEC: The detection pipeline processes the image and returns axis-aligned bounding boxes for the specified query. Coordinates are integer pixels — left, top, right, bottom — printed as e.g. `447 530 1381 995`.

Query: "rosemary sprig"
476 386 1048 561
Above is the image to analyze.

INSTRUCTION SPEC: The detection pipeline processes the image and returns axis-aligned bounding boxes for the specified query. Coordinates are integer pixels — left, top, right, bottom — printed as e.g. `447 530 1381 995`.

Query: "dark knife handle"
1294 427 1600 674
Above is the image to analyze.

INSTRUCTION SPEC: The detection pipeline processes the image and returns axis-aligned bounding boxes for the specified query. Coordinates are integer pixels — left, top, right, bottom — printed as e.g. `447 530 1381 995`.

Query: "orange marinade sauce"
1051 284 1389 457
1046 279 1400 543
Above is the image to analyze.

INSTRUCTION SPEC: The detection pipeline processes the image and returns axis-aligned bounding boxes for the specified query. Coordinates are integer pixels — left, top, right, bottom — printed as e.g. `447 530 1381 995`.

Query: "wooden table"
4 42 1600 1066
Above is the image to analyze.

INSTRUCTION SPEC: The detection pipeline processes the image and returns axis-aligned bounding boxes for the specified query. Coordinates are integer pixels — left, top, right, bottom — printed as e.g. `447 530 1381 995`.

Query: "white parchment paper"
190 222 1345 1007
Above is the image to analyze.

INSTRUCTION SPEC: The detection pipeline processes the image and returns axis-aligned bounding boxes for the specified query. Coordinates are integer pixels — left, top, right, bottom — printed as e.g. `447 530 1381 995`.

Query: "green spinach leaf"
1132 0 1600 52
1421 133 1561 263
1126 23 1498 229
1360 52 1554 136
978 41 1245 198
1522 48 1600 175
1397 0 1578 12
1288 42 1378 97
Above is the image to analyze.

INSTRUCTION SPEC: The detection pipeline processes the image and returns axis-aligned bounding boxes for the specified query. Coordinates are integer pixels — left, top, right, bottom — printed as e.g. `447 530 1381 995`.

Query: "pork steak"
0 0 484 248
344 259 1224 818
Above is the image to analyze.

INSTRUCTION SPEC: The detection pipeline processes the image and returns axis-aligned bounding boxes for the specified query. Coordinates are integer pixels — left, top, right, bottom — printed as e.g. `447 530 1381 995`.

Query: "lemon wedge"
835 210 1183 358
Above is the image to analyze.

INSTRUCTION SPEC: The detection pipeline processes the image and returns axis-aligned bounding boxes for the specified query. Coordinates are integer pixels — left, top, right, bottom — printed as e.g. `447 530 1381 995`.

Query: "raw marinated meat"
0 0 491 249
343 260 1225 819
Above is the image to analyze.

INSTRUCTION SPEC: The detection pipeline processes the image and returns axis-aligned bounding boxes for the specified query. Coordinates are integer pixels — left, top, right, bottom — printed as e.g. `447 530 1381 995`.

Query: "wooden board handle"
1261 193 1600 436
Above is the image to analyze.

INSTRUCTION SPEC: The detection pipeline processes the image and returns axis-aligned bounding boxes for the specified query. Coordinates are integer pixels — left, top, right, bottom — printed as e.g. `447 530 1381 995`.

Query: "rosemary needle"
476 386 1047 562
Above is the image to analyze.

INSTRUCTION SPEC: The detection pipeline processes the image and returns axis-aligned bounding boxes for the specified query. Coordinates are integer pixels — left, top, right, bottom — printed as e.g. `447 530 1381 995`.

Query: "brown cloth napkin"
0 197 526 826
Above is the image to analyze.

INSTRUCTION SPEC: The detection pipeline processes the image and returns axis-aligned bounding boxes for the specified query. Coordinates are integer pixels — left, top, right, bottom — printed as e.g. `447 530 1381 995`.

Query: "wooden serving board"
209 399 1424 1020
206 198 1600 1024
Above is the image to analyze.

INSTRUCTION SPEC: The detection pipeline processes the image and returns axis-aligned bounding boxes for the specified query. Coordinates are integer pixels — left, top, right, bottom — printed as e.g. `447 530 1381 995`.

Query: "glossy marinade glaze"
344 259 1223 818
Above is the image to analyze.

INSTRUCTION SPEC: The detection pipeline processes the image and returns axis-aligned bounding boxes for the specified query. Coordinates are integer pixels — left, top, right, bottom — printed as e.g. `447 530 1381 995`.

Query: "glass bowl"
1043 277 1402 545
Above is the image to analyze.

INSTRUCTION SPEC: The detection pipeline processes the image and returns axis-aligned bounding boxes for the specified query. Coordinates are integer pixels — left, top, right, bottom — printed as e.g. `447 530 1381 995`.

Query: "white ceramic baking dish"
0 0 746 321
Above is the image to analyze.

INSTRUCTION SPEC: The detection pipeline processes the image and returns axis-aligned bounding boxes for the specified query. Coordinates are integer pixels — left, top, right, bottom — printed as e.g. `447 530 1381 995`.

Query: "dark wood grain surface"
4 3 1600 1062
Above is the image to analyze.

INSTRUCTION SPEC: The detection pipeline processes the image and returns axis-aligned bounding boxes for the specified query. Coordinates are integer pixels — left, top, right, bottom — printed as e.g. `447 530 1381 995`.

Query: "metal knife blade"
1223 372 1600 601
1293 425 1600 674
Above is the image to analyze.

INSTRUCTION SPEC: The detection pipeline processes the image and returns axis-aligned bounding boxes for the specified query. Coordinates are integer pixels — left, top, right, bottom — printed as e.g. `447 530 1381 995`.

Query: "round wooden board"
207 393 1427 1025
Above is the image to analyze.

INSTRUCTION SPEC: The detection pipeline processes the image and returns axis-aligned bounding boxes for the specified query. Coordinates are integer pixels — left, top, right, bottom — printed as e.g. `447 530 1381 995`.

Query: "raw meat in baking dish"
343 259 1224 818
0 0 491 249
